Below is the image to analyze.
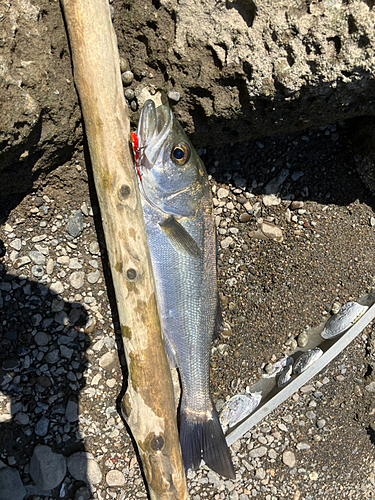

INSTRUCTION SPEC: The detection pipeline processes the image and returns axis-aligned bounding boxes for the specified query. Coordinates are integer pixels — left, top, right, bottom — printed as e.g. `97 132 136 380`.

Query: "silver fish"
219 392 262 433
321 301 368 339
263 356 294 378
277 365 293 388
135 100 235 479
293 347 323 375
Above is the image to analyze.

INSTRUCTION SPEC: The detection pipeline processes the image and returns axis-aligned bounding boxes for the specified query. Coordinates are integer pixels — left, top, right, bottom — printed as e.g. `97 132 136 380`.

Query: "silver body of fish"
135 99 235 479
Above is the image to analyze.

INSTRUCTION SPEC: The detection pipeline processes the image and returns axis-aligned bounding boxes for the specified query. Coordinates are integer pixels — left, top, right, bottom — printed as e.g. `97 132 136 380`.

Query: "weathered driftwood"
60 1 188 498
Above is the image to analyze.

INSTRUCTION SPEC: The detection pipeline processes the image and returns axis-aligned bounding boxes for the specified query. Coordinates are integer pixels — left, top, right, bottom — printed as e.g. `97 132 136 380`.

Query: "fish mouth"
137 99 173 167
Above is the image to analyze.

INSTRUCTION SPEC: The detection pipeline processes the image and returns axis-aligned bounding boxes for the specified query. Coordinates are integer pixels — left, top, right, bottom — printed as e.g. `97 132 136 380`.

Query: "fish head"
136 100 207 218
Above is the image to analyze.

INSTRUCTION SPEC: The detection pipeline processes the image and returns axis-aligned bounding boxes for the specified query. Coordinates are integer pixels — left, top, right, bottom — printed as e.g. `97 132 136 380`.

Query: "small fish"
294 347 323 375
321 301 368 339
263 356 294 378
277 365 293 388
219 392 262 433
135 100 235 479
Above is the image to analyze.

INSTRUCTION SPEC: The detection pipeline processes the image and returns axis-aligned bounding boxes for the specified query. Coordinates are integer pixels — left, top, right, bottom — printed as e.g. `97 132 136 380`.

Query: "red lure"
130 131 142 181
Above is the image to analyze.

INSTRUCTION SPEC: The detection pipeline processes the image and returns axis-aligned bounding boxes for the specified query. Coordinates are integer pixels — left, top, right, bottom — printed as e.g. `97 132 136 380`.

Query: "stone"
35 416 49 436
217 187 229 199
365 381 375 393
87 270 100 284
60 345 74 359
34 331 51 347
15 412 30 425
31 265 44 278
13 256 31 269
30 445 66 490
67 210 84 238
69 258 83 270
50 281 64 295
99 351 118 371
220 236 233 249
0 466 26 500
9 239 22 251
282 450 296 468
28 251 45 265
89 242 100 255
239 213 251 223
297 332 308 347
69 271 85 289
105 470 125 487
65 397 79 422
249 446 267 458
262 194 281 207
67 452 102 485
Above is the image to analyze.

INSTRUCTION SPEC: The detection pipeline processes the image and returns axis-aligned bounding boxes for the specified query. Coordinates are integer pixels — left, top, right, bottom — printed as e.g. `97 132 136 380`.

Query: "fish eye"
171 142 190 165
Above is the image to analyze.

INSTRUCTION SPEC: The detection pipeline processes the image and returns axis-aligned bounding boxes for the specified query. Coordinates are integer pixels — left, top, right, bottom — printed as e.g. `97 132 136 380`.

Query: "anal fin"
159 216 201 258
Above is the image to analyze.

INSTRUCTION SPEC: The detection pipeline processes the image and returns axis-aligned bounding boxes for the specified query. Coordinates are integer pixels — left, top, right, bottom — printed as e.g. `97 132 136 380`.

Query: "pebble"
30 445 66 490
10 238 22 251
13 255 31 269
69 257 83 270
0 466 26 500
124 88 135 101
168 90 181 102
297 331 308 347
249 446 268 458
217 187 229 199
255 467 266 480
282 450 296 468
296 442 311 451
67 452 102 485
99 350 118 371
35 416 49 436
370 217 375 227
121 71 134 86
15 412 30 425
65 397 79 422
2 359 20 370
262 194 281 207
87 270 100 284
221 236 234 249
239 213 251 223
300 384 314 394
89 241 100 255
70 271 85 289
316 419 326 428
50 281 64 295
32 265 44 278
365 382 375 393
67 210 84 238
34 331 51 347
28 250 45 265
106 469 126 487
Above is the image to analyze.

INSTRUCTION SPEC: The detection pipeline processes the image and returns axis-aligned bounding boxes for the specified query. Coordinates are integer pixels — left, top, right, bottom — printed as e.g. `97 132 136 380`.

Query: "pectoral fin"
159 217 201 258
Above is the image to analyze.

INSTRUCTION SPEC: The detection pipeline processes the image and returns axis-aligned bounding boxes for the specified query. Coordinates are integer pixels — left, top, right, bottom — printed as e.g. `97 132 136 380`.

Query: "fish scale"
135 99 235 479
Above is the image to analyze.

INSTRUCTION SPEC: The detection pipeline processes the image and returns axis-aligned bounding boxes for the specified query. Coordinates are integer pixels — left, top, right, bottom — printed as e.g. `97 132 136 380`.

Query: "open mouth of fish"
137 100 174 167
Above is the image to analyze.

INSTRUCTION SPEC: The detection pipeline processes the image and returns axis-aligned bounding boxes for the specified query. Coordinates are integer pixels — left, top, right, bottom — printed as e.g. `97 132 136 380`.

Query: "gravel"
1 121 375 499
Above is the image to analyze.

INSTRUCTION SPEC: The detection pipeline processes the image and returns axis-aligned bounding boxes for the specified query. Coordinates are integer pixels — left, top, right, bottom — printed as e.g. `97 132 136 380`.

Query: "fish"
293 347 323 375
134 99 235 479
321 301 368 339
277 365 293 388
262 356 293 378
219 392 262 434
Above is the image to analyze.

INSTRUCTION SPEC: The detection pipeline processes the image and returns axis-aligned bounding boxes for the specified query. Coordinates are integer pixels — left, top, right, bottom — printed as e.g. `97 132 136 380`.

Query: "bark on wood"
60 1 189 498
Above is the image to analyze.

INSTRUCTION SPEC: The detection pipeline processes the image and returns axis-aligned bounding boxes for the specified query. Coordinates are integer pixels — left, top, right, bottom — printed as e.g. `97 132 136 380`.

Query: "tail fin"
179 405 235 479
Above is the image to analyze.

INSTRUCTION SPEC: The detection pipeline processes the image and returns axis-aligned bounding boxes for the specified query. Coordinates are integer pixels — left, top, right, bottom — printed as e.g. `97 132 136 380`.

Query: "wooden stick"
60 1 189 498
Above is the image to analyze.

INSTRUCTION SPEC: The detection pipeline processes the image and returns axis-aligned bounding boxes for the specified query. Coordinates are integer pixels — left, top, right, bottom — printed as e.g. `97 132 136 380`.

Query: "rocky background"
1 0 375 203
